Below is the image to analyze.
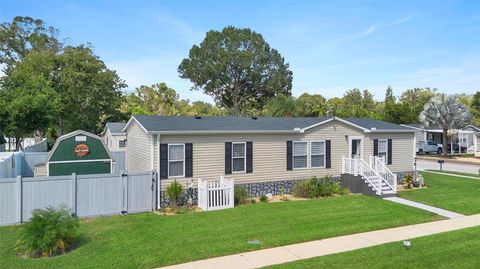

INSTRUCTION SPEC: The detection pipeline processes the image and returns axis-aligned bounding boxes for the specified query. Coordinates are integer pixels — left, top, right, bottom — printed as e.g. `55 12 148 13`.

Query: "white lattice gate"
198 176 234 211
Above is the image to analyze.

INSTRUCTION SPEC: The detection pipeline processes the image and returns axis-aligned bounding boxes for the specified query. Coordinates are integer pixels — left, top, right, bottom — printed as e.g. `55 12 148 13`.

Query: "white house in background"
474 131 480 157
402 124 478 154
102 122 127 152
0 135 6 152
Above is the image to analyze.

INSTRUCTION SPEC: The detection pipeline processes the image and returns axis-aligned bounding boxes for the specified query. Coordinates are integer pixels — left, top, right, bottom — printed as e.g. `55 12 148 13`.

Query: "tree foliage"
178 26 293 115
420 94 472 157
0 17 126 145
121 83 225 117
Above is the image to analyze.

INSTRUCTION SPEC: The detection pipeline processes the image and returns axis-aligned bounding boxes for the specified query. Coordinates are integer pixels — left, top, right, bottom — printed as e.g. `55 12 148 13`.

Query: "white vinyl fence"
0 171 156 226
198 176 234 211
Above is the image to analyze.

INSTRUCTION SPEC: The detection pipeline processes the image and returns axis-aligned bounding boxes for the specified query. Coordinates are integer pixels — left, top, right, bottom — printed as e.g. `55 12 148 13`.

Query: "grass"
399 172 480 215
264 226 480 269
0 195 440 269
426 169 480 178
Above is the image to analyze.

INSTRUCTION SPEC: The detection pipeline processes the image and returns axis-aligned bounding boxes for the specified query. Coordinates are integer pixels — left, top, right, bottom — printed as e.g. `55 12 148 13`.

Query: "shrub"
249 198 257 204
234 186 247 205
293 175 347 198
15 205 79 258
292 178 317 198
259 194 268 202
166 180 183 207
405 173 413 188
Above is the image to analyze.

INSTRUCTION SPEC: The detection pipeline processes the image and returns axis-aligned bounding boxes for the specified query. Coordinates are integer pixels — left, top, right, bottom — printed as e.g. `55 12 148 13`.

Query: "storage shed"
46 130 113 176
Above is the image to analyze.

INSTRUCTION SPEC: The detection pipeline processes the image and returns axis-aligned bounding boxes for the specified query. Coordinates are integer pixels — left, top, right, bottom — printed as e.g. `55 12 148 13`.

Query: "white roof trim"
301 117 371 133
400 124 425 131
47 130 113 163
122 116 149 134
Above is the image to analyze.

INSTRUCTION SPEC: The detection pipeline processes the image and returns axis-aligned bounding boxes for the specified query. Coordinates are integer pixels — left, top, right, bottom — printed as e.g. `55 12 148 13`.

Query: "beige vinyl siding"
158 120 378 188
125 120 151 172
103 129 127 152
364 133 415 172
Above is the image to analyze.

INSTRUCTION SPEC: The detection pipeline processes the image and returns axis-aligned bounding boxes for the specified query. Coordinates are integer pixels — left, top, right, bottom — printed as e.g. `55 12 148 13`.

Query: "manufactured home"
123 116 416 207
102 122 127 152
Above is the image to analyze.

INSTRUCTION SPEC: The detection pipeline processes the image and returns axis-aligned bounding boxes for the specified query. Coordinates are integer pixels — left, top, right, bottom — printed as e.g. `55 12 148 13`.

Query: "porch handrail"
342 156 382 195
371 156 397 193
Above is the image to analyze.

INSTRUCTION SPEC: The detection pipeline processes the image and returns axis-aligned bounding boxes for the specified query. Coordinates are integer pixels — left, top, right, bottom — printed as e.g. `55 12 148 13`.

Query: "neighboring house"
474 131 480 157
43 130 113 176
123 115 415 206
402 124 477 154
102 122 127 152
0 135 6 152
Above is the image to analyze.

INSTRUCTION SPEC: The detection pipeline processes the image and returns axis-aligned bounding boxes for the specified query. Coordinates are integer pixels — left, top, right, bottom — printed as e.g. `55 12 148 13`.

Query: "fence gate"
198 176 234 211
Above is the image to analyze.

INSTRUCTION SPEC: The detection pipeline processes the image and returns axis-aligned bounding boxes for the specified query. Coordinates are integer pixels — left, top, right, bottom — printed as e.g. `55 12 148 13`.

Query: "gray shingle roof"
132 115 412 133
106 122 127 134
345 118 413 131
134 115 328 132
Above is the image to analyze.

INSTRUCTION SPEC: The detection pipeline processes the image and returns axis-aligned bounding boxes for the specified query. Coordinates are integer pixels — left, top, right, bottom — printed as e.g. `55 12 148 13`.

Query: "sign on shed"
46 130 113 176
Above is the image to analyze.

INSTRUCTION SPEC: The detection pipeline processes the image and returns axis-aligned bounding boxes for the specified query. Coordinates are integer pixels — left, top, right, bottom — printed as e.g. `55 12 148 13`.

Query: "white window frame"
293 141 309 170
232 142 246 173
310 140 326 169
168 143 185 178
378 139 388 163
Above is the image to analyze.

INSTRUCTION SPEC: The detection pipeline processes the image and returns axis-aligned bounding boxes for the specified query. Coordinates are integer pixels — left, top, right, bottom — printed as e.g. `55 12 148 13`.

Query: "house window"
378 139 388 163
293 141 308 169
232 142 246 172
119 139 126 148
168 144 184 177
311 141 326 168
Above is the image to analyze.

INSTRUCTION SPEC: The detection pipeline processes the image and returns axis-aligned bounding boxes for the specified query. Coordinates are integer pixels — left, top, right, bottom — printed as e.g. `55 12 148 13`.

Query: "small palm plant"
420 94 472 157
15 205 79 258
166 180 183 207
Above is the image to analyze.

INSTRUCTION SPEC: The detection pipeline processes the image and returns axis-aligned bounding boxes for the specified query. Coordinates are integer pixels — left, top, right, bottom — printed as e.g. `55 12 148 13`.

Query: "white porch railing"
369 156 397 193
198 176 234 211
342 156 382 194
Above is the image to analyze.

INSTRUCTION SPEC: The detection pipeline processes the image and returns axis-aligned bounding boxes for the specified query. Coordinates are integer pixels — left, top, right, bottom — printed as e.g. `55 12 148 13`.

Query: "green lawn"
399 172 480 215
427 169 480 178
0 195 440 269
264 226 480 269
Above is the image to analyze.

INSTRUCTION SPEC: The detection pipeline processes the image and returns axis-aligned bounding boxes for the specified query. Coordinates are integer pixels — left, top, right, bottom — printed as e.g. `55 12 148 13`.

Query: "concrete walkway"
158 214 480 269
383 197 465 219
422 170 480 180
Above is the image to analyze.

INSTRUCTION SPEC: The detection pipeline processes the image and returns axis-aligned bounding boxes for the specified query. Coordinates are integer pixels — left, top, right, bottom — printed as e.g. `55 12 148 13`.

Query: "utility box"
46 130 113 176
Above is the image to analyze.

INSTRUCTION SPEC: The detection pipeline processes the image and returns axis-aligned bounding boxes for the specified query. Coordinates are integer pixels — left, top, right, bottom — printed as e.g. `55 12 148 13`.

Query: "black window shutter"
387 139 393 165
373 139 379 156
246 141 253 173
326 140 331 168
225 142 232 174
185 143 193 177
286 141 293 171
160 144 168 179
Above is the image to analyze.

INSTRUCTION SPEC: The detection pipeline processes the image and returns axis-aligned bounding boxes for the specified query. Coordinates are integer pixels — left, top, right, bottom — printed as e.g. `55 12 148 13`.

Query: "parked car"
416 140 442 154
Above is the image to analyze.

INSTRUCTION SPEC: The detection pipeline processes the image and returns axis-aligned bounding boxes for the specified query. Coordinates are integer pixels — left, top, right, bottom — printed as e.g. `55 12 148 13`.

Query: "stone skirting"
158 172 411 208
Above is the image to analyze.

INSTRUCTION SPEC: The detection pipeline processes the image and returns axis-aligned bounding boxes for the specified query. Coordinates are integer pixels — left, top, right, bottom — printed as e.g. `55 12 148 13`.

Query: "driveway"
416 159 480 175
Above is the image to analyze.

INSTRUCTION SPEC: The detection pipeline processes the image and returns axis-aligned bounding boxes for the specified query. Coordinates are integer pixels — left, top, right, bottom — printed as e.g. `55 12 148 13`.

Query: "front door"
350 138 363 159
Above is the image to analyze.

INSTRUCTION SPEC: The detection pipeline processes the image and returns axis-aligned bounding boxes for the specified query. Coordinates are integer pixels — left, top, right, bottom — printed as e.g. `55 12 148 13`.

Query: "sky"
1 0 479 103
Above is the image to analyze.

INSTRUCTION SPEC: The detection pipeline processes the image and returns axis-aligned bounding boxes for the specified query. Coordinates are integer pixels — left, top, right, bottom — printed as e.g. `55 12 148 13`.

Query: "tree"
472 91 480 125
178 26 293 115
262 94 300 117
0 16 61 69
383 86 397 123
55 45 127 135
0 51 59 150
420 94 472 157
398 88 436 123
297 93 328 117
330 89 383 119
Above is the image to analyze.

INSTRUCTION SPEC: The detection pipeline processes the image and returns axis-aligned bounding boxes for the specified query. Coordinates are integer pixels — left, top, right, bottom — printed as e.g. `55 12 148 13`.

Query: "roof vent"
252 116 258 120
371 127 377 130
194 116 202 119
